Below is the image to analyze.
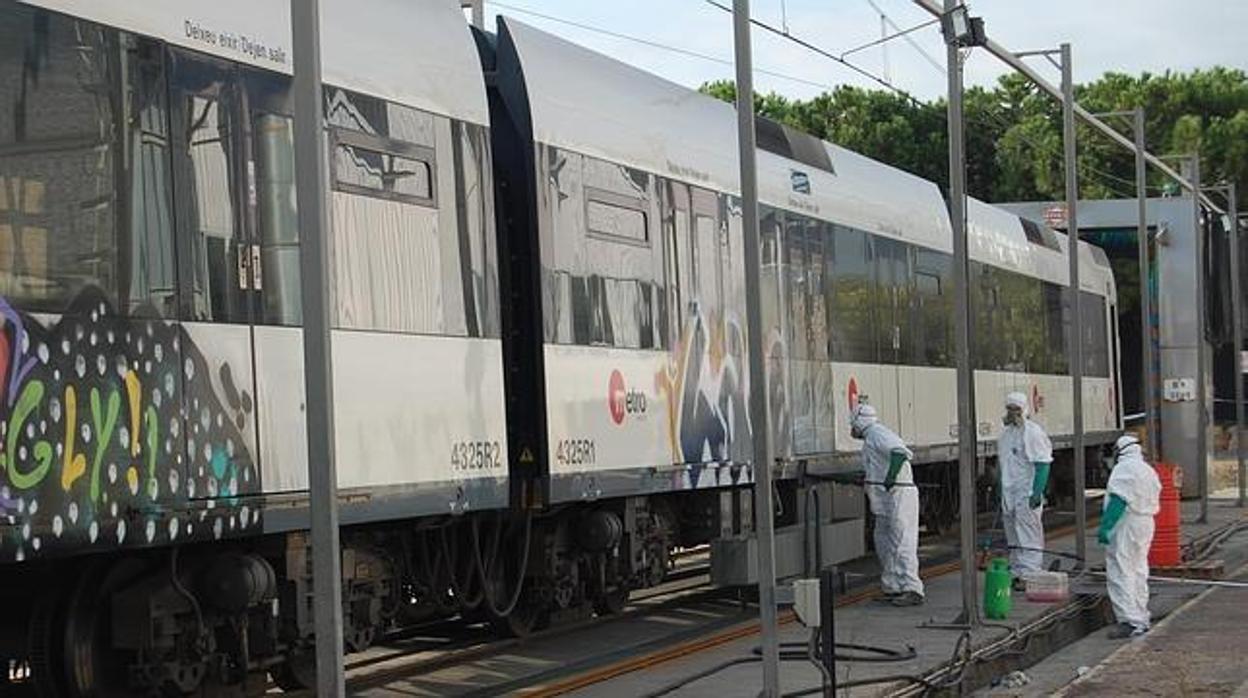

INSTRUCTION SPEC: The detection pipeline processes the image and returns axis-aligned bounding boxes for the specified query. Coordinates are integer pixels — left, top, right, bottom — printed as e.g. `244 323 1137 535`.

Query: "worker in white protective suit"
851 403 924 606
1098 434 1161 639
997 392 1053 590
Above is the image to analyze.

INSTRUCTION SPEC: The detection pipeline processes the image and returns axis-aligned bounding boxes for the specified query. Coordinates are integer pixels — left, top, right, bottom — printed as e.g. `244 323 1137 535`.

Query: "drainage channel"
895 594 1113 696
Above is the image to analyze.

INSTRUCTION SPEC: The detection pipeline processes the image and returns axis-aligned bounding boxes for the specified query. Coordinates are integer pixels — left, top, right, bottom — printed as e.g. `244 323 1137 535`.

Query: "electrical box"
792 578 821 628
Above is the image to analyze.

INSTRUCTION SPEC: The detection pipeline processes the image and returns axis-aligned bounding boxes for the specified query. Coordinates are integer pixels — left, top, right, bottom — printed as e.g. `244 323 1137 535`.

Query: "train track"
265 552 722 695
266 514 1111 696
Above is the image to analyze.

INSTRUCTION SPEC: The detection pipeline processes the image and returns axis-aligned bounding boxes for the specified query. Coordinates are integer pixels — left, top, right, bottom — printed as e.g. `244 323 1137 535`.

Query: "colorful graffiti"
0 288 259 561
654 306 756 487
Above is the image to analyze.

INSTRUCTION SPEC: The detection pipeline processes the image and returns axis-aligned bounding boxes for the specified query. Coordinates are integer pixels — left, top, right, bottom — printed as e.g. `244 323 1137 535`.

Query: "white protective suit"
853 405 924 596
997 392 1054 576
1104 438 1161 629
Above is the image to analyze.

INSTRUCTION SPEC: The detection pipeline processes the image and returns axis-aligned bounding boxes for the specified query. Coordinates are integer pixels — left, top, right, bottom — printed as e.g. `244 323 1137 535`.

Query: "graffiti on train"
0 289 259 561
655 305 756 488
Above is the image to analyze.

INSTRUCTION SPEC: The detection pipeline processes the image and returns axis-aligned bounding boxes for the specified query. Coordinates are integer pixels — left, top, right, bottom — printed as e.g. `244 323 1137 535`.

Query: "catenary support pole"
1134 108 1158 462
731 1 780 694
909 0 1222 215
1192 155 1209 524
291 0 346 693
944 0 978 626
1060 44 1087 570
1231 184 1245 508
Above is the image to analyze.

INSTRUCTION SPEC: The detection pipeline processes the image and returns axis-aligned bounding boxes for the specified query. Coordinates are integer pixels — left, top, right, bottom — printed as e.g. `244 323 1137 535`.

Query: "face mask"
1003 409 1022 426
851 424 865 439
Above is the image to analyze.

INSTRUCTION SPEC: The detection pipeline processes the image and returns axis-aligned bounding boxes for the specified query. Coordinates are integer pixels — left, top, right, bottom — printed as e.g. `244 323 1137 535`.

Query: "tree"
700 67 1248 203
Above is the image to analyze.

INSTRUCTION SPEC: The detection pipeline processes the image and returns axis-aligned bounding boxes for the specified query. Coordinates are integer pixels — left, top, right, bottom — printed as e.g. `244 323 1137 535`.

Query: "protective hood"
850 403 878 433
1114 434 1143 464
1005 391 1029 417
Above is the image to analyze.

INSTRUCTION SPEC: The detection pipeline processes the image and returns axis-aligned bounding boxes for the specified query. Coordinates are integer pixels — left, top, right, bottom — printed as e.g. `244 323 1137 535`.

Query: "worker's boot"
1107 622 1147 639
891 591 925 607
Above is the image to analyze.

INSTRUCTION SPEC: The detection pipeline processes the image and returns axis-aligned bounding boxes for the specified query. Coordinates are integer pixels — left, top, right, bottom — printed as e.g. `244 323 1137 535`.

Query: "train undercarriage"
0 491 714 696
0 444 1110 696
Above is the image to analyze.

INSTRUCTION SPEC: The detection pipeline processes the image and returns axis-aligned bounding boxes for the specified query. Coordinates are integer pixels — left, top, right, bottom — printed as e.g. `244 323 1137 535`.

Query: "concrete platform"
1055 561 1248 697
571 499 1248 698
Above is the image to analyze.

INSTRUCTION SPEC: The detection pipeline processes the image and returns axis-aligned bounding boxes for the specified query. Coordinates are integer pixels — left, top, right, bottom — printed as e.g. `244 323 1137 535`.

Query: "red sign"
1031 384 1045 414
607 369 647 425
848 377 859 413
608 369 626 425
1043 205 1067 229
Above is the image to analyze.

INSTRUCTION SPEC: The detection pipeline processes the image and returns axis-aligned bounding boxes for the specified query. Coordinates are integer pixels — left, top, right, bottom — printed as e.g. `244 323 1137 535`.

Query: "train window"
913 248 953 367
1003 273 1043 374
828 226 876 364
171 55 249 324
807 223 829 362
254 112 301 326
786 216 809 361
451 121 500 340
971 263 1003 371
0 10 175 317
874 238 910 365
331 131 435 207
586 190 648 244
1081 291 1110 377
1042 282 1069 374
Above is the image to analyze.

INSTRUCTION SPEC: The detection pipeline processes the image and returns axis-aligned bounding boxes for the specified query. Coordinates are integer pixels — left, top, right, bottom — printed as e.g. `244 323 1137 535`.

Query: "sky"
477 0 1248 102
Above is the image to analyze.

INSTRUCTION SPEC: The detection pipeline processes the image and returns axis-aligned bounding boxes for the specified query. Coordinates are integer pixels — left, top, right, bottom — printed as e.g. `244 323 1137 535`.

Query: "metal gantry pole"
1231 185 1245 508
731 1 781 694
910 0 1223 215
944 0 978 626
291 0 346 693
1134 108 1159 462
1060 44 1087 569
1192 155 1209 523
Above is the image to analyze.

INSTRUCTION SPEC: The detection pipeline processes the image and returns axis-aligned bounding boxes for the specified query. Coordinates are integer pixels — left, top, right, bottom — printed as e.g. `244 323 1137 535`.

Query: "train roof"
19 0 489 126
497 16 741 196
756 137 954 254
500 17 953 252
967 197 1116 297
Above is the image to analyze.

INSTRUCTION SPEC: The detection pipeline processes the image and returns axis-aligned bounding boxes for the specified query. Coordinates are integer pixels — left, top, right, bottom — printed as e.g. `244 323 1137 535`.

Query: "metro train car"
0 1 1120 695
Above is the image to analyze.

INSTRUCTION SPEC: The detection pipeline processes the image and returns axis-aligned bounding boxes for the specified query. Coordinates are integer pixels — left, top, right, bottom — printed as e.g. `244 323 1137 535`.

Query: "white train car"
750 118 1119 530
0 0 510 692
0 2 1124 693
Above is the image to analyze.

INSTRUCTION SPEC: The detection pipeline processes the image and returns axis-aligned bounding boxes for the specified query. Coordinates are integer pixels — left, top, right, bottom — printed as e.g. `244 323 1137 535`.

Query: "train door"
874 237 909 435
169 51 277 502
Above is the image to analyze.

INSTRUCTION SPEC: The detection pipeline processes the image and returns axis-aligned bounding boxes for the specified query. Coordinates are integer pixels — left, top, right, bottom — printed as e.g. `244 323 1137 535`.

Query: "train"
0 0 1121 694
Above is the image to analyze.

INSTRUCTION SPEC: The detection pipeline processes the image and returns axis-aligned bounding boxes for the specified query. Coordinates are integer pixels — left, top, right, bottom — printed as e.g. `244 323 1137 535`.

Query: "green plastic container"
983 558 1012 620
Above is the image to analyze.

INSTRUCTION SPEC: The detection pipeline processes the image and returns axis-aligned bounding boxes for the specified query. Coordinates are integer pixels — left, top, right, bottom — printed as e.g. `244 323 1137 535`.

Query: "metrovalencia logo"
608 369 647 425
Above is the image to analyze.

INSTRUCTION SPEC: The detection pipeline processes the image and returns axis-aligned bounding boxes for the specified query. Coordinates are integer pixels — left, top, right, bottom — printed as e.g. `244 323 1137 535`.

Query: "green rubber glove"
884 450 907 491
1029 462 1050 509
1098 494 1127 545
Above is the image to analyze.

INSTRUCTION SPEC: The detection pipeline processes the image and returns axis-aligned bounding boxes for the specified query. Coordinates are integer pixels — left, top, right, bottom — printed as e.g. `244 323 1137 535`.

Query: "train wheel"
592 587 630 617
62 558 149 698
270 649 316 693
494 593 549 638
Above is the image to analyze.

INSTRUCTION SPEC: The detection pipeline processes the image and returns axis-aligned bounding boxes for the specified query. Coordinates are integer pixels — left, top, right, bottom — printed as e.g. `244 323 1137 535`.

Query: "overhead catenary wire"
699 0 1140 202
839 17 939 59
861 0 945 72
488 0 840 92
701 0 932 109
492 0 1143 202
